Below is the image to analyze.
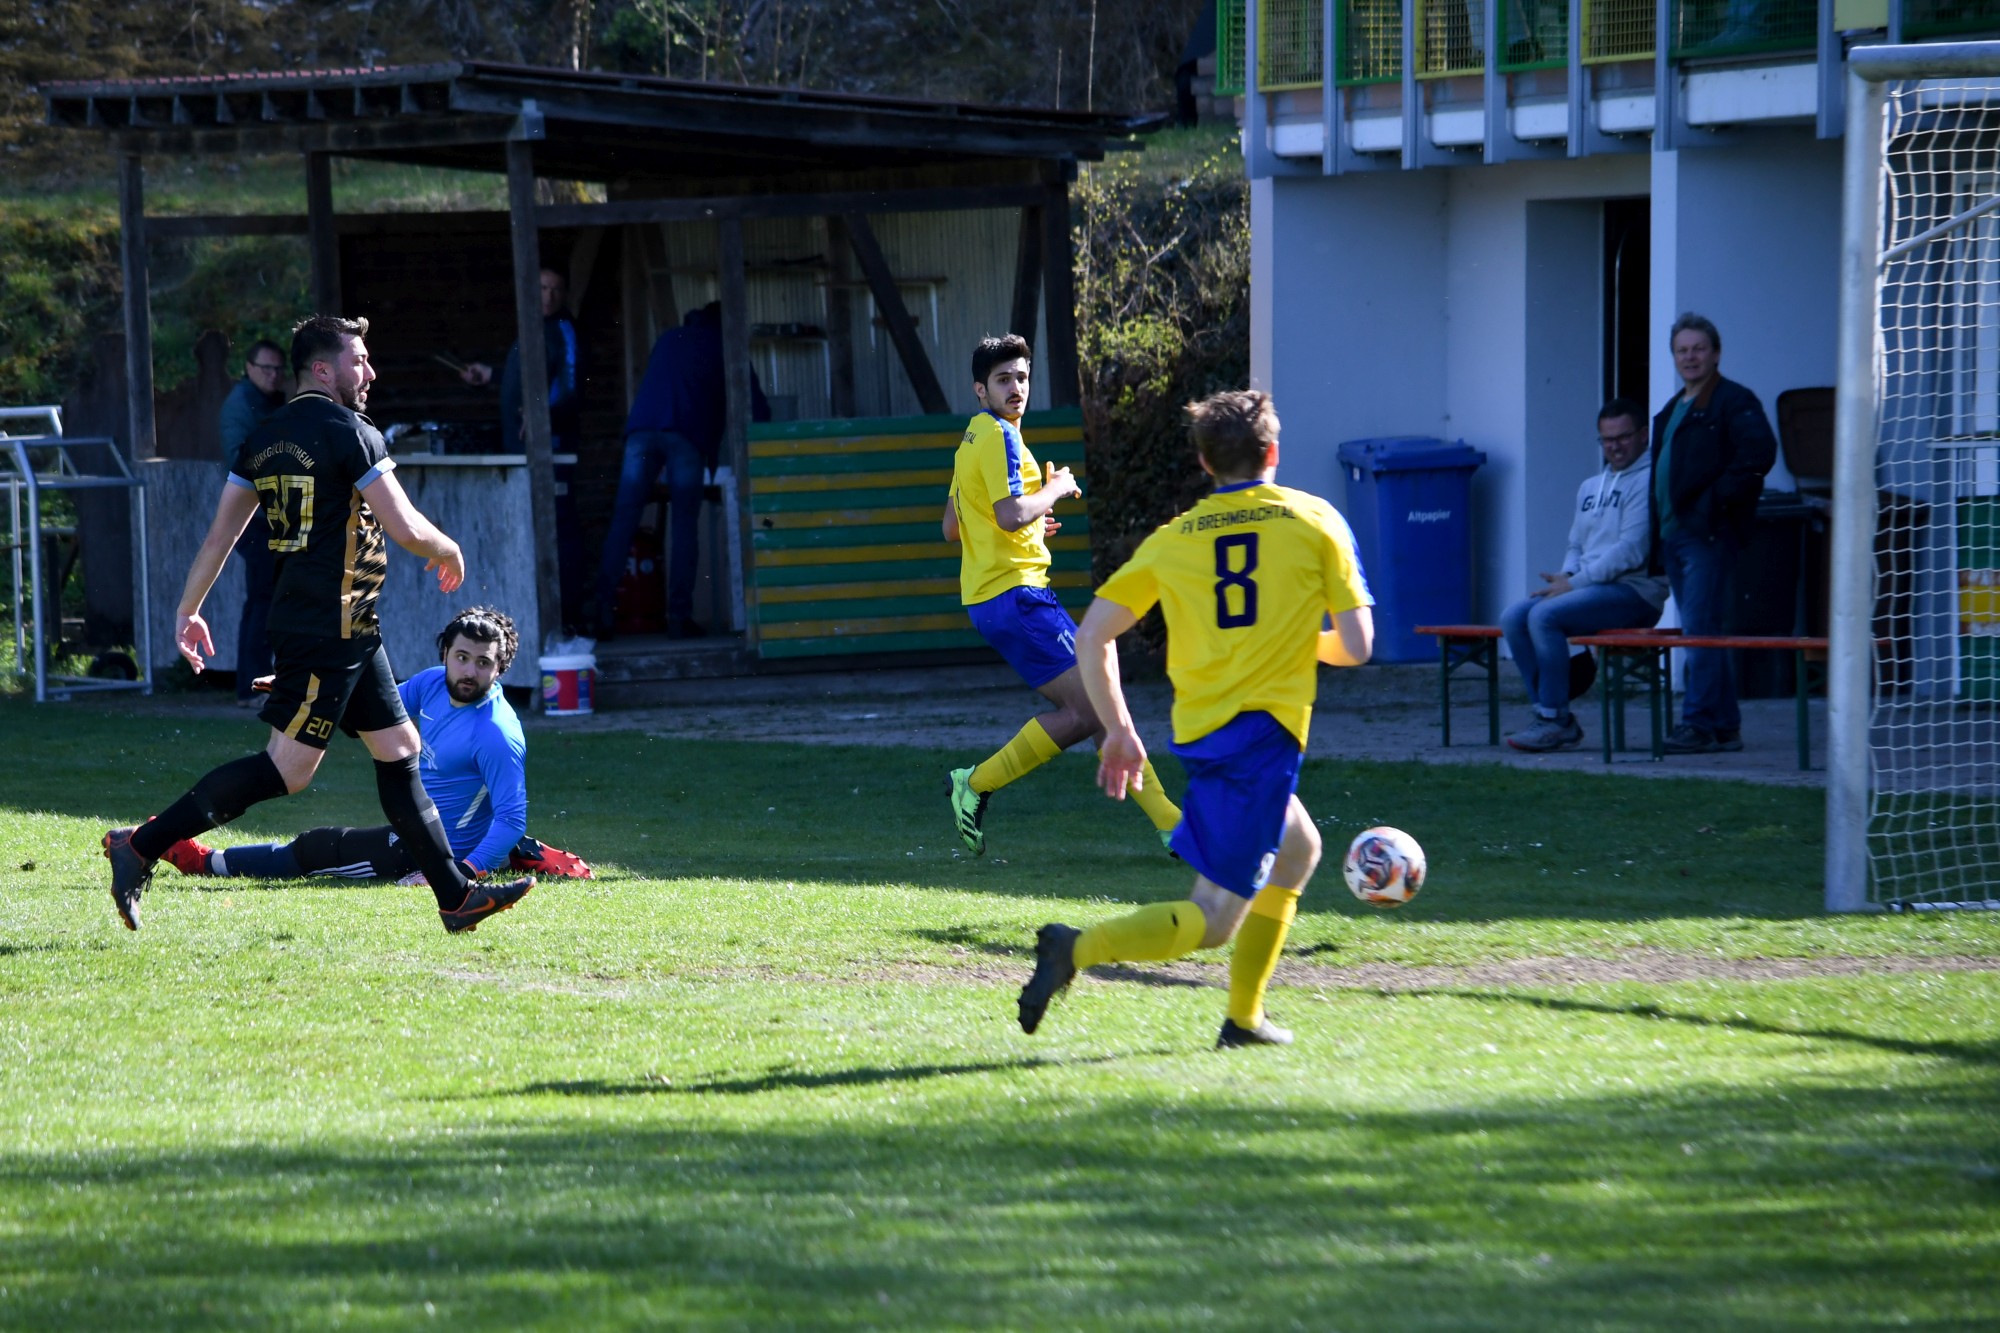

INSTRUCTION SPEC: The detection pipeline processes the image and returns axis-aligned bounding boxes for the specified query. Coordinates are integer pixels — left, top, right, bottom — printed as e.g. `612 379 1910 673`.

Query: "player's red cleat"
508 836 594 880
160 837 215 877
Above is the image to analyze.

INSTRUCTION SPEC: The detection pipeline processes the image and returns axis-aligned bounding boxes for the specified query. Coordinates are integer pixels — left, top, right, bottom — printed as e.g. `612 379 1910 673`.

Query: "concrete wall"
1258 153 1647 621
1650 130 1846 491
142 459 546 692
1257 129 1842 626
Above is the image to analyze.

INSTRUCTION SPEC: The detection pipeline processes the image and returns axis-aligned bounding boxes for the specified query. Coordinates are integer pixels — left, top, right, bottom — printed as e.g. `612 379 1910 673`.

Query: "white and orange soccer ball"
1342 826 1426 908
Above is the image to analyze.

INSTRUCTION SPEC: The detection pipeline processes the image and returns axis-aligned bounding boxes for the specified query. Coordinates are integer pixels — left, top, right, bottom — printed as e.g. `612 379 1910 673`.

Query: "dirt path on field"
436 950 2000 999
529 660 1837 788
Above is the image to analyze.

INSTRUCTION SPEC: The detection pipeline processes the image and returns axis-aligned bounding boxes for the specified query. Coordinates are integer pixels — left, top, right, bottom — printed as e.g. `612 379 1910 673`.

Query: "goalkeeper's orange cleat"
508 836 594 880
160 837 215 877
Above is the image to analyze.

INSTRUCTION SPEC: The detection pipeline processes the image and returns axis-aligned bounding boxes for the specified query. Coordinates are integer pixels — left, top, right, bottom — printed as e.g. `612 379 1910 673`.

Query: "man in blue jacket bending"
157 606 592 883
595 302 768 640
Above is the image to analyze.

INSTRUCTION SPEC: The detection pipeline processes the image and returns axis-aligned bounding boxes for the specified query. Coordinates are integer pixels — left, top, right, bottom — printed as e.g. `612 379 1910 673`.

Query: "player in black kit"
102 314 534 934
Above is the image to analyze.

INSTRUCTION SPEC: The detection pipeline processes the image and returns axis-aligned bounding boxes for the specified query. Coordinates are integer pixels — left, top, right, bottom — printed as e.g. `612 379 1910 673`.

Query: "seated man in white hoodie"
1501 399 1670 752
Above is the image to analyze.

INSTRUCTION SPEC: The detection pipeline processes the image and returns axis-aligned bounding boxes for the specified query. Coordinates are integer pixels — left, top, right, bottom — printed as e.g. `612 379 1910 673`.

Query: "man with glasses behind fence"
217 338 290 706
1499 398 1668 753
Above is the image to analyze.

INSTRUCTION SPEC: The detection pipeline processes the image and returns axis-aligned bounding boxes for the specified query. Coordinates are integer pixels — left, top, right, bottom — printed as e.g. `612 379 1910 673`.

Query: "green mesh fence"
1261 0 1326 88
1216 0 1247 95
1499 0 1569 70
1669 0 1817 56
1339 0 1405 84
1419 0 1487 76
1903 0 2000 38
1583 0 1655 61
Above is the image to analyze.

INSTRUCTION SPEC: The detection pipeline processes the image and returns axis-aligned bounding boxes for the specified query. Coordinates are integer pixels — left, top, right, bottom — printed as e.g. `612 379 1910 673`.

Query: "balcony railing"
1583 0 1655 62
1904 0 2000 38
1339 0 1405 84
1668 0 1817 58
1500 0 1570 71
1262 0 1328 89
1217 0 1248 96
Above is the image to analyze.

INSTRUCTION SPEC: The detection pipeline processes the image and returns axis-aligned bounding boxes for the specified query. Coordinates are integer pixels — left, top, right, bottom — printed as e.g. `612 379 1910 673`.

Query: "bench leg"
1485 639 1500 746
1796 649 1810 771
1599 652 1616 764
1649 646 1667 760
1438 638 1452 748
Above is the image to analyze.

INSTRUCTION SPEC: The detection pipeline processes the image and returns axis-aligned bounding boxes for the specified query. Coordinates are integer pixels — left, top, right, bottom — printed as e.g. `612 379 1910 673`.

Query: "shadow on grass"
0 1077 1995 1329
0 697 1832 924
512 1051 1154 1098
1417 988 2000 1066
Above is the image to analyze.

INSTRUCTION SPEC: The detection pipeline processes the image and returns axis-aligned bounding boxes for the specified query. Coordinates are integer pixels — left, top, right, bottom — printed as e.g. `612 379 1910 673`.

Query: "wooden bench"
1413 625 1504 747
1570 630 1829 769
746 409 1090 660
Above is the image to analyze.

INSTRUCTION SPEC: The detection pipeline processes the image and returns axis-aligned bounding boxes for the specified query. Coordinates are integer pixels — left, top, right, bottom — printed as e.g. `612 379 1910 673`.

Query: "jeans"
595 430 706 624
1499 582 1659 717
1660 528 1740 733
232 512 275 700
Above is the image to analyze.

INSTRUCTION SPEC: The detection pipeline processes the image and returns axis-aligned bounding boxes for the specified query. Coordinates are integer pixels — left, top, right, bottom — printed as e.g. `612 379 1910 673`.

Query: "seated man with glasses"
1499 398 1669 753
217 338 291 706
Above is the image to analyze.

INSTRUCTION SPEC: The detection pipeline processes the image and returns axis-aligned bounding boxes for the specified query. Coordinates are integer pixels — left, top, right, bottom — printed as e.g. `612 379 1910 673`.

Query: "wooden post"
1011 204 1044 349
304 152 340 313
719 216 757 649
620 225 652 407
843 213 950 415
117 152 155 460
824 215 857 419
1039 180 1080 408
506 137 563 660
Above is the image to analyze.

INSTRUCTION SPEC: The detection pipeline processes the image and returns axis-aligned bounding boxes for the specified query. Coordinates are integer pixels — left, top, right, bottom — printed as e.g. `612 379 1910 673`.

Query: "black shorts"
258 632 408 749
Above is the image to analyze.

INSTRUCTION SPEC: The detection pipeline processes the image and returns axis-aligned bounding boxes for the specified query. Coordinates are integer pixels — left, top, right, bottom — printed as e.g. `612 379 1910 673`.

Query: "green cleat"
948 766 989 856
1017 923 1081 1034
1216 1016 1294 1049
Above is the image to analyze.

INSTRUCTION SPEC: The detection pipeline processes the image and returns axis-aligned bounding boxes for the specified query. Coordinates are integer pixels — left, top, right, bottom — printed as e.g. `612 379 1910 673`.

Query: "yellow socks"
1129 758 1182 833
1227 885 1301 1029
970 717 1063 794
1073 901 1207 970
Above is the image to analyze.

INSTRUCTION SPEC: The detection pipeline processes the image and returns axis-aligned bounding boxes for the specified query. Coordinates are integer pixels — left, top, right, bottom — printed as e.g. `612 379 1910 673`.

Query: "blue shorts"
966 585 1079 689
1168 711 1305 899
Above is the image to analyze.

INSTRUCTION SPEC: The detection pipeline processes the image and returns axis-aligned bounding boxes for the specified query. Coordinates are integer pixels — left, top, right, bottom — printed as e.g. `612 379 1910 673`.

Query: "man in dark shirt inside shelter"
462 266 586 629
593 302 768 641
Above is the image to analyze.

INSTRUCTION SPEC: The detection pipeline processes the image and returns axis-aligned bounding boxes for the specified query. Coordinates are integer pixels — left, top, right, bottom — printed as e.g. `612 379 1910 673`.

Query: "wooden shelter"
42 63 1158 687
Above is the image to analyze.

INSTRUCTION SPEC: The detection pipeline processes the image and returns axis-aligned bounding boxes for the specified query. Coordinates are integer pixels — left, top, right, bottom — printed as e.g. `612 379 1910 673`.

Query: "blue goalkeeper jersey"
398 667 528 872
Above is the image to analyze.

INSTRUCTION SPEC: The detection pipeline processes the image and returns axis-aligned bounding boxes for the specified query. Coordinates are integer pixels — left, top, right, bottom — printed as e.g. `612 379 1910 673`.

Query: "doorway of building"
1603 198 1651 406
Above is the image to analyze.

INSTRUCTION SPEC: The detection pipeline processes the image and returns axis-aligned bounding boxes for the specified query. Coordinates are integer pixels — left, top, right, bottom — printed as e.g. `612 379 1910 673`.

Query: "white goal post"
1831 42 2000 912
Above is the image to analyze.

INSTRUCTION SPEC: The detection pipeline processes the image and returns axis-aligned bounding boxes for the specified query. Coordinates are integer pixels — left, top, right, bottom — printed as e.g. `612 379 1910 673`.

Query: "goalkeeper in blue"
158 606 593 884
1016 390 1375 1049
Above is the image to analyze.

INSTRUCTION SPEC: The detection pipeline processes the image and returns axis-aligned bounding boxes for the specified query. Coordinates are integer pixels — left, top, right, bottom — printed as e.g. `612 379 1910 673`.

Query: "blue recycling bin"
1335 437 1487 664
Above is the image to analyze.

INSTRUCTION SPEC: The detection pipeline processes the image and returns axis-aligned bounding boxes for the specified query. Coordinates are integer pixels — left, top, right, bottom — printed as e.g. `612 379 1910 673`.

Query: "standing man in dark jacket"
594 302 768 639
216 338 288 706
1649 312 1777 754
462 267 586 628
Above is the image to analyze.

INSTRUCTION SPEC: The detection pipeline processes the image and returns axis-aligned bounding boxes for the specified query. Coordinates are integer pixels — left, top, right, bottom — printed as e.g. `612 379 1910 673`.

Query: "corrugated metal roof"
41 60 1162 179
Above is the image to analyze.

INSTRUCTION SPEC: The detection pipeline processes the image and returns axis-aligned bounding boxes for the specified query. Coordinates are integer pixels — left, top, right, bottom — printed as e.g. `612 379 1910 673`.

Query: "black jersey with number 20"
230 391 396 640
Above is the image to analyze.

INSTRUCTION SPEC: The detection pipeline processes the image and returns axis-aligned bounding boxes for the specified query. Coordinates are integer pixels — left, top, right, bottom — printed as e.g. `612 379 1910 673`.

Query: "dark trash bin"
1335 437 1487 663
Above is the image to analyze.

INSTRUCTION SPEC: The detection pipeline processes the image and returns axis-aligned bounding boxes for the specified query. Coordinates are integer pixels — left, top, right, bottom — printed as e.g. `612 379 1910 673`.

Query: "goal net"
1833 44 2000 911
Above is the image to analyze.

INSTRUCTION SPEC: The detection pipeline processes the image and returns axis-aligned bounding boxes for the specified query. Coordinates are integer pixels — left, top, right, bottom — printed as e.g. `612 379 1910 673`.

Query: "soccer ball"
1343 826 1426 908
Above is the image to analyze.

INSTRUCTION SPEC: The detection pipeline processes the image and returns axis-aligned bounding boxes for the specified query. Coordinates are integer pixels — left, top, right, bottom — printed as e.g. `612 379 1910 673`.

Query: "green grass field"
1 696 1997 1329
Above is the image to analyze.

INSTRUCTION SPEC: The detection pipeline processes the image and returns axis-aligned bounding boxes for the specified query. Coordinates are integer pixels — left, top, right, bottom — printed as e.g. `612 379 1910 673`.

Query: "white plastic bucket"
539 652 595 716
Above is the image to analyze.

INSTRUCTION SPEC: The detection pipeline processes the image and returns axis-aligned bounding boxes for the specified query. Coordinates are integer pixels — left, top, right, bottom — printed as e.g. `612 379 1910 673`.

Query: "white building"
1232 0 1977 628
